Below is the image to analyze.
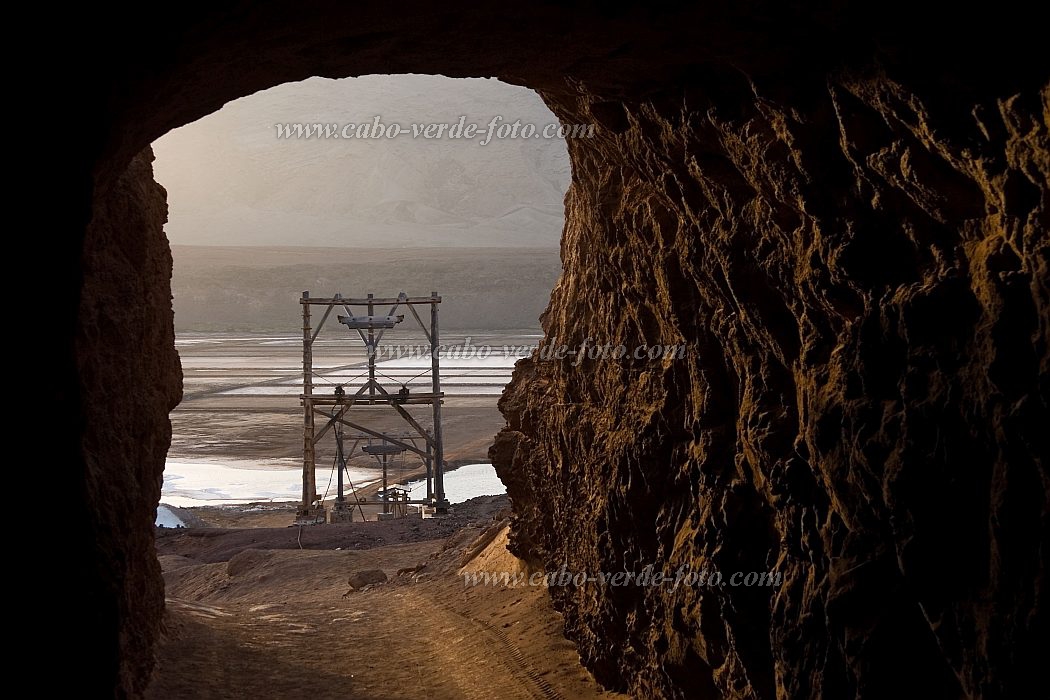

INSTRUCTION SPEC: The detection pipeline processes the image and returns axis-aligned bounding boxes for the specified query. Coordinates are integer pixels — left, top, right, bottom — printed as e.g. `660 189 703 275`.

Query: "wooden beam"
305 393 444 405
303 296 441 305
406 302 432 344
312 410 428 458
373 385 436 448
309 302 335 344
311 404 346 445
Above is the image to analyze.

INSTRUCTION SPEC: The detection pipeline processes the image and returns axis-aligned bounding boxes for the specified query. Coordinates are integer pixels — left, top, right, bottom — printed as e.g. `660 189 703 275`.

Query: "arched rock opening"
54 4 1046 697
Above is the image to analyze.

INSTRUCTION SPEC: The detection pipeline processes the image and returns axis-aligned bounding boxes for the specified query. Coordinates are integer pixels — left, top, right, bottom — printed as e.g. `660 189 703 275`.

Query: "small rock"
343 569 388 596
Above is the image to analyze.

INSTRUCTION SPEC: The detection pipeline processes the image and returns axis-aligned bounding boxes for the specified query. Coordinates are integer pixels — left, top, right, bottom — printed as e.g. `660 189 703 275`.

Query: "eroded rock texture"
77 150 183 695
494 74 1049 699
53 3 1046 697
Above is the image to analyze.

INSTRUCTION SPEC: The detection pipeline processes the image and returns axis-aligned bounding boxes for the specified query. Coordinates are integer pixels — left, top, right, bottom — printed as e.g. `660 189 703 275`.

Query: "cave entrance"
151 74 567 526
143 73 577 696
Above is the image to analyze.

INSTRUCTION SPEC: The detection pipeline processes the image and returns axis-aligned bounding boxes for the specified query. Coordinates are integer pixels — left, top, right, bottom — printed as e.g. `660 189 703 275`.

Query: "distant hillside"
153 75 570 248
172 246 562 332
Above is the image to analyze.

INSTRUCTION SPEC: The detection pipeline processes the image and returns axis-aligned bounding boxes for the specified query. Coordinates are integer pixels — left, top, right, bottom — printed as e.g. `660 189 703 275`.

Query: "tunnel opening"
142 74 607 697
150 74 568 526
53 5 1046 698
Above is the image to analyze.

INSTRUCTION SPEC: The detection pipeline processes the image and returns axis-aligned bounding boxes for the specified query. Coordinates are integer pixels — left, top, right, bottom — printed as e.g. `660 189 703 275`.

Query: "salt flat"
161 330 523 522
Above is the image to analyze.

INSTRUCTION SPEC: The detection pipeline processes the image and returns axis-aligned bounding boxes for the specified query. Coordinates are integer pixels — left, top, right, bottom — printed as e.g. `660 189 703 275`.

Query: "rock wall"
494 73 1048 698
77 150 183 695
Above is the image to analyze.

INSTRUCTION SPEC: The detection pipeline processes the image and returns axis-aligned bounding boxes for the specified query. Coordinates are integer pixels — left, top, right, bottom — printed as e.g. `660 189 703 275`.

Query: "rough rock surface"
494 72 1049 700
50 3 1046 697
77 149 183 695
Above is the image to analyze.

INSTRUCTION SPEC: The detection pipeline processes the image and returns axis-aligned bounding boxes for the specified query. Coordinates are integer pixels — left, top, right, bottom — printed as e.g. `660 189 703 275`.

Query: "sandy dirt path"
149 527 614 699
153 589 542 699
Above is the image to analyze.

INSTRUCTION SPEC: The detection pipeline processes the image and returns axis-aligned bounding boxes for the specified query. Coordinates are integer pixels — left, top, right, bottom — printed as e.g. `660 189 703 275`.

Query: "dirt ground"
150 336 613 697
149 496 619 699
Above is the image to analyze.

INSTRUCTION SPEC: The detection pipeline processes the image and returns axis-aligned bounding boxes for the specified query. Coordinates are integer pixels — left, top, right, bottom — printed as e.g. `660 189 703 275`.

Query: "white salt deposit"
155 505 186 528
159 458 377 508
400 463 506 504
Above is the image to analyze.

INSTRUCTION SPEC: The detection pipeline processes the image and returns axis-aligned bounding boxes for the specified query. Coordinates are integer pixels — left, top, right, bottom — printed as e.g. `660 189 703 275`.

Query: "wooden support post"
431 291 448 510
335 421 345 507
367 293 376 404
425 437 434 502
301 291 317 516
382 453 389 515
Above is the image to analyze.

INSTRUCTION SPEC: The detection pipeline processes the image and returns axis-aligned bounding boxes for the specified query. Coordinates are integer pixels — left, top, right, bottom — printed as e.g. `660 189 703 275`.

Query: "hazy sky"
153 75 571 248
